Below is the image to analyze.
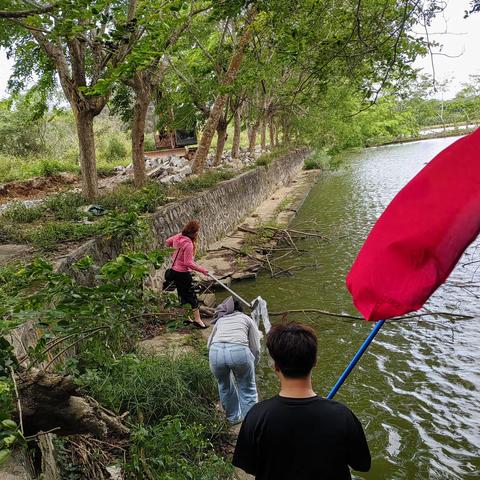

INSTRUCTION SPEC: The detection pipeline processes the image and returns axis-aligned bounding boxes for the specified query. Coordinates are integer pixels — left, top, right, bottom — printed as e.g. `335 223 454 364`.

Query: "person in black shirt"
233 322 371 480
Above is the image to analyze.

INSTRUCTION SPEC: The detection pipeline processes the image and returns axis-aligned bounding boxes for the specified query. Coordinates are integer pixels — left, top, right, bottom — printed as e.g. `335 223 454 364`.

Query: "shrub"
255 146 289 168
176 170 235 193
104 136 128 163
127 417 234 480
100 182 166 213
143 134 156 152
2 203 44 223
37 159 64 177
304 151 331 170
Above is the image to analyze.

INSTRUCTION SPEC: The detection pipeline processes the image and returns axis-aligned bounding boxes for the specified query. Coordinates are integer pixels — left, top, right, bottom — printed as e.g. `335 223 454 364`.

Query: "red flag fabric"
346 129 480 321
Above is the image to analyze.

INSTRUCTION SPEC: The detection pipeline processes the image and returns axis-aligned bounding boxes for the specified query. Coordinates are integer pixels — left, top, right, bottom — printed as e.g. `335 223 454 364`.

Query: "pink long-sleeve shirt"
166 233 208 275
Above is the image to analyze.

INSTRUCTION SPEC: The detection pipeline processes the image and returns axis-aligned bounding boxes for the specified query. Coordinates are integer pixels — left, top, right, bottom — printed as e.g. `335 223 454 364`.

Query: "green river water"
226 136 480 479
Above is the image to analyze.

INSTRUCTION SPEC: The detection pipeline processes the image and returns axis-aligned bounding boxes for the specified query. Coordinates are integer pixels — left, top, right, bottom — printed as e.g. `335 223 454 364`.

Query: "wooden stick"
269 309 363 320
10 367 24 435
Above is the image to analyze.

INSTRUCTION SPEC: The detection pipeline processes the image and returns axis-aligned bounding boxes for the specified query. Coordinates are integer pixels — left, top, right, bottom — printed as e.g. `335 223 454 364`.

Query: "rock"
159 174 183 184
113 166 126 173
147 165 166 178
231 271 257 281
198 293 216 308
176 165 192 177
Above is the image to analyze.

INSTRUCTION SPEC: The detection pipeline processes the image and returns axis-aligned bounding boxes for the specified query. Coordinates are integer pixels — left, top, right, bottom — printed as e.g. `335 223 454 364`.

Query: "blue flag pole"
326 320 385 400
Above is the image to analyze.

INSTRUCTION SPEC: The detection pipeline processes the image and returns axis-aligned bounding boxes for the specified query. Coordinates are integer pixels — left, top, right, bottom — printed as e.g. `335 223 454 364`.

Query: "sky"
1 0 480 100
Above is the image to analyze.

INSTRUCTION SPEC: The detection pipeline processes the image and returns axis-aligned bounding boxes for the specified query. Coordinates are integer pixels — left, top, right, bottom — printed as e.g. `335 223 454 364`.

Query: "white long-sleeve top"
207 312 261 363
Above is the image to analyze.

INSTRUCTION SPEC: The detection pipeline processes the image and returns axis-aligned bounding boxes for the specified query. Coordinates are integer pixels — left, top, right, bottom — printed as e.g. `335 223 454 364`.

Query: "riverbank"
1 148 318 479
372 125 475 147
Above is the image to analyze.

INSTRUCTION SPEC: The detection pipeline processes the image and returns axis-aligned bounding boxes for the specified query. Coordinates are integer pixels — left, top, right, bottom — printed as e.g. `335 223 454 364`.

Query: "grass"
0 143 292 253
1 202 45 223
304 150 332 170
174 169 236 193
80 352 226 432
255 146 289 167
128 417 234 479
0 181 168 250
25 222 102 250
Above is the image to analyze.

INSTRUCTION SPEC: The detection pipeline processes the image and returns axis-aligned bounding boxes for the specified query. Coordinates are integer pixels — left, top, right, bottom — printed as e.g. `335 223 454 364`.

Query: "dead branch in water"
270 309 474 322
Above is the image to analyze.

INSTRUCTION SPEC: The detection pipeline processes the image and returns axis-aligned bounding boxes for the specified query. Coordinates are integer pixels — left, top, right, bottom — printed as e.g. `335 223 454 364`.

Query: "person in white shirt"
208 296 261 424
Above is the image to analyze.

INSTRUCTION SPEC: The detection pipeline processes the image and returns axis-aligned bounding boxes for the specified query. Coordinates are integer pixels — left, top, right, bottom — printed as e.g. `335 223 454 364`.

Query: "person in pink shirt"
166 220 209 328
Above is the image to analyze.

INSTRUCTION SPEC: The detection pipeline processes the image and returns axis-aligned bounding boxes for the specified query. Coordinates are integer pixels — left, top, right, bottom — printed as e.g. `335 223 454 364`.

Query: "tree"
0 0 141 198
192 5 256 173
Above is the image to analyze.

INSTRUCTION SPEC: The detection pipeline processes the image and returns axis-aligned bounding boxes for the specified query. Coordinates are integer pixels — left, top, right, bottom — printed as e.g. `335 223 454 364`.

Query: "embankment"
58 147 311 282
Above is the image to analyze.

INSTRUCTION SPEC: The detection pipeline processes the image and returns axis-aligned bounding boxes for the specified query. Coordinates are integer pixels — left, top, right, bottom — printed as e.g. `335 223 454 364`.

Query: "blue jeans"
209 342 258 423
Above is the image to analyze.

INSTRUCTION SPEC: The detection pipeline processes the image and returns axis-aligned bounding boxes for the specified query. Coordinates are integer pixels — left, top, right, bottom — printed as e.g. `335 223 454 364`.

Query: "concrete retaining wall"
58 148 310 278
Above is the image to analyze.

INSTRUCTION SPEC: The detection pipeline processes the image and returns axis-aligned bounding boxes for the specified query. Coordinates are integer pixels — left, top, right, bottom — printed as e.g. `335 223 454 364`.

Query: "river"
229 136 480 479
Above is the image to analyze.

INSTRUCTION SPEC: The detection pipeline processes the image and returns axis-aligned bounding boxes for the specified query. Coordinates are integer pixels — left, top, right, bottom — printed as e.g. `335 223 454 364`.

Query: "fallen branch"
269 309 474 322
269 309 363 320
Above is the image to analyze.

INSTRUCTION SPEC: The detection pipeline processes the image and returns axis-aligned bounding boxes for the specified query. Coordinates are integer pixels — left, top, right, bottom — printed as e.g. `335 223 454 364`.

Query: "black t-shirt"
233 395 371 480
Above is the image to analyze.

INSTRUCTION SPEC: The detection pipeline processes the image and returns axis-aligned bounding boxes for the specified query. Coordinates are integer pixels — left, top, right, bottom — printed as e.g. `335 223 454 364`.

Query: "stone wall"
150 147 310 250
57 148 310 278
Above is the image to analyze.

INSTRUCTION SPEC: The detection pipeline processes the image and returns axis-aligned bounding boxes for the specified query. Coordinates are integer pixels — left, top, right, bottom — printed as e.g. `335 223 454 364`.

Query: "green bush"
104 136 128 163
37 159 64 177
143 134 156 152
177 170 235 193
127 417 234 480
100 181 166 213
80 353 223 431
2 203 45 223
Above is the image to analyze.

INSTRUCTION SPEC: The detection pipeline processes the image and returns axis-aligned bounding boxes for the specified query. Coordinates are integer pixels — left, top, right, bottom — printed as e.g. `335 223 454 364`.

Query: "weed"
2 203 44 223
80 353 225 432
304 151 331 170
100 181 166 213
127 417 234 479
25 221 101 250
38 159 64 177
45 192 87 221
175 170 235 193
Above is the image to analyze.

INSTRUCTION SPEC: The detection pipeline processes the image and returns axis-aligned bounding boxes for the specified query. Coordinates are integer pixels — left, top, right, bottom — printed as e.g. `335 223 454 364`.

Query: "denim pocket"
229 346 248 367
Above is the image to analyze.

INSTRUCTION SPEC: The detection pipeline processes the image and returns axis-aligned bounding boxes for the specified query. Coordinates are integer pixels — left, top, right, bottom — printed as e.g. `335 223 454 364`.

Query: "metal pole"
208 273 253 309
326 320 385 400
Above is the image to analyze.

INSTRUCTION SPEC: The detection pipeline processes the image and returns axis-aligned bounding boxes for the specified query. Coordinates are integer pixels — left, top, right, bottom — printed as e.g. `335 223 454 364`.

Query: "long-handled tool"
208 273 253 308
208 273 271 333
326 320 385 399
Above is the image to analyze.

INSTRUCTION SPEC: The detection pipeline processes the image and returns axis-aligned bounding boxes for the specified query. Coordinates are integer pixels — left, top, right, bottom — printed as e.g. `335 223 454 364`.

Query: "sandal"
193 321 208 329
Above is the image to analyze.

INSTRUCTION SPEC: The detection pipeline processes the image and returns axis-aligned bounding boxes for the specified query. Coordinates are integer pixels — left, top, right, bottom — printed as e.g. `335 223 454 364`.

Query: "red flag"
346 129 480 321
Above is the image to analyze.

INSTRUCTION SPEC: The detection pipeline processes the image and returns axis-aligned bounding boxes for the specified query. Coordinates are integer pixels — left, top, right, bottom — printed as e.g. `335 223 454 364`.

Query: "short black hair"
266 323 317 378
233 299 243 312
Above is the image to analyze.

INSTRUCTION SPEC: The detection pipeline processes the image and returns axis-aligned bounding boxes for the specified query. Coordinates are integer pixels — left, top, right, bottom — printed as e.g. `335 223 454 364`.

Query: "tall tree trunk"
260 121 266 151
214 116 228 166
131 73 150 187
74 109 98 199
275 123 280 146
249 120 259 154
269 120 275 148
231 106 242 159
192 8 256 174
